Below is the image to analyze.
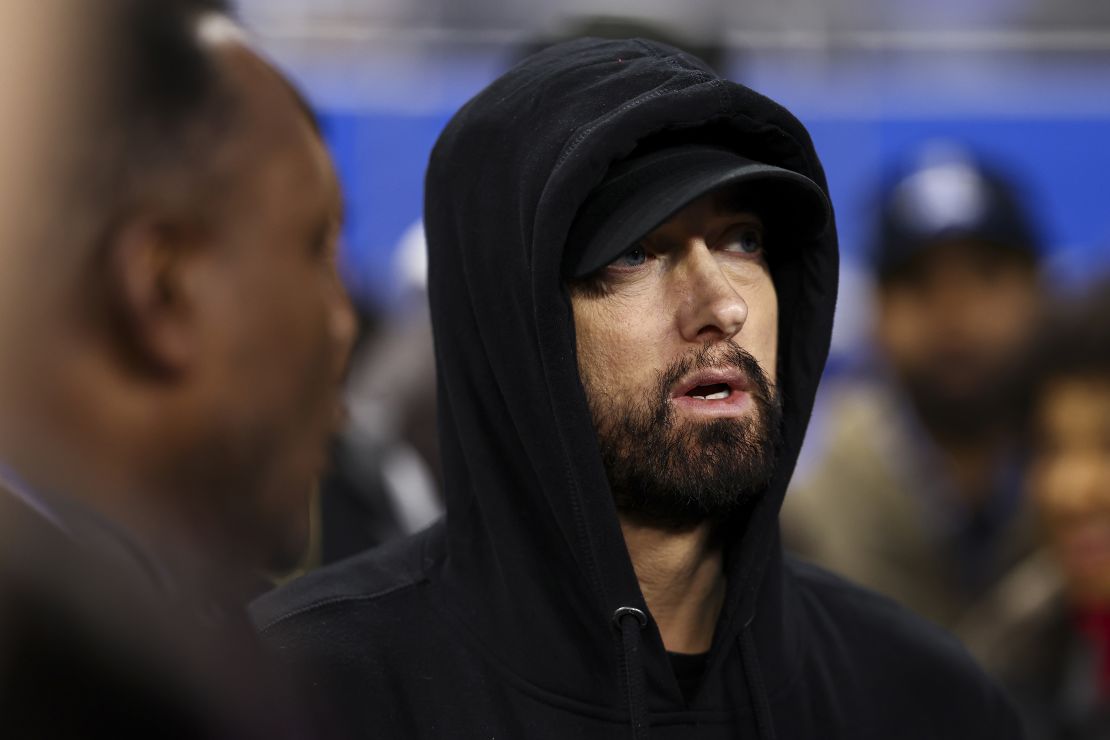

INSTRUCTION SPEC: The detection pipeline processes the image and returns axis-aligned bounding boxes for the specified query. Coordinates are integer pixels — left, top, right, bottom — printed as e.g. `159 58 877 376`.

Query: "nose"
675 245 748 343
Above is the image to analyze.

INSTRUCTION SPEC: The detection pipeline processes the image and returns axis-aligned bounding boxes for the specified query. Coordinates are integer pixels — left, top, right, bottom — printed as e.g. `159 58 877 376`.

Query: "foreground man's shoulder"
250 522 444 635
785 556 1026 737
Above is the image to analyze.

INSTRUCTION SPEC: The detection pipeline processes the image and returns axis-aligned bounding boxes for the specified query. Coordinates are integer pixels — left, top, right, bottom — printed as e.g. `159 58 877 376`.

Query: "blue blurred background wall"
237 0 1110 333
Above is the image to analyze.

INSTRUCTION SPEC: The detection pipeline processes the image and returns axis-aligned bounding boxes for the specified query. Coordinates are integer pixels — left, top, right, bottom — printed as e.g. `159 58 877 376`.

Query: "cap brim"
567 146 832 278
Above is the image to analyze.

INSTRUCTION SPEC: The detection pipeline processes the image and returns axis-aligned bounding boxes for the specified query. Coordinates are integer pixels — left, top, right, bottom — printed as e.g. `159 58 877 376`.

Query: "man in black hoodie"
253 38 1024 738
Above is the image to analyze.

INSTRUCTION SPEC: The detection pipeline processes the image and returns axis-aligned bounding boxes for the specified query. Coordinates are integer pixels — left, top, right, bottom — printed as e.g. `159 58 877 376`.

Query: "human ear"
103 218 203 377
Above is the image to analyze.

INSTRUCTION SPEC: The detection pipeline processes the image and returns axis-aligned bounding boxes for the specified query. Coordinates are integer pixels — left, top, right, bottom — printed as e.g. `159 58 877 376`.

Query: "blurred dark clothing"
318 424 441 565
959 551 1110 740
783 379 1037 632
0 484 324 739
315 304 443 565
319 438 402 563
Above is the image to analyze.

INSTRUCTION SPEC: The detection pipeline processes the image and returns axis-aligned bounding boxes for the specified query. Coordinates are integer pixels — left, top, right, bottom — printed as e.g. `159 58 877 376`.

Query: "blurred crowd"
1 2 1108 739
781 146 1110 737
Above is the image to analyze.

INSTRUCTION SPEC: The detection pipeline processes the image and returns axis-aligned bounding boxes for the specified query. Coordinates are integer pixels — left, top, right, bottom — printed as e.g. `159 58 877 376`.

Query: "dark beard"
585 342 782 530
899 354 1026 446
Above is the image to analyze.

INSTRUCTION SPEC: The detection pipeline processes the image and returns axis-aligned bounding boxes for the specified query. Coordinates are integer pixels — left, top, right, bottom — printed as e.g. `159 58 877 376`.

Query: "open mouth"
685 383 732 401
668 368 754 419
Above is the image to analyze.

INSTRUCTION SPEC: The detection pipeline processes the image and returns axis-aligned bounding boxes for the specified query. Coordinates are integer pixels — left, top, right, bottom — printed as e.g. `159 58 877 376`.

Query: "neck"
619 516 725 654
0 321 267 604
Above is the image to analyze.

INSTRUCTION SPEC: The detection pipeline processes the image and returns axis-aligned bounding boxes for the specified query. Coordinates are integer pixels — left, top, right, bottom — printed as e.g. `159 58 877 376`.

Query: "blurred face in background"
875 239 1040 440
170 40 356 572
1030 376 1110 606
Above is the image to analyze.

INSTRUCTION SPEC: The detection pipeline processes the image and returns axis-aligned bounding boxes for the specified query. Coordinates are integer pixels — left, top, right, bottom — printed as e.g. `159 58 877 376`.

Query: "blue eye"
610 245 648 268
724 227 764 255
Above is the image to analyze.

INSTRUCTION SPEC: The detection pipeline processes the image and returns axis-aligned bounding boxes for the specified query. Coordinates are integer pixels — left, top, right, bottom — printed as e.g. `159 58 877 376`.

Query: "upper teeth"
693 389 730 401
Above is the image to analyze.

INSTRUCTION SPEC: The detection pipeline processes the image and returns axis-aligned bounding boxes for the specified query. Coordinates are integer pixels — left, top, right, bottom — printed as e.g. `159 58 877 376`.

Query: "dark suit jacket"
0 485 319 739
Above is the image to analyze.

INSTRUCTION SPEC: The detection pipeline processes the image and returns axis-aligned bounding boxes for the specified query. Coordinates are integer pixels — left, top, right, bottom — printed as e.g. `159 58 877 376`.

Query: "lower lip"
670 389 753 419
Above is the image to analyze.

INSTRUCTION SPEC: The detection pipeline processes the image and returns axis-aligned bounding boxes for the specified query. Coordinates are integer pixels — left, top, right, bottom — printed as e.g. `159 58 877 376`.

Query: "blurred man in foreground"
784 145 1043 632
0 0 354 735
0 1 79 348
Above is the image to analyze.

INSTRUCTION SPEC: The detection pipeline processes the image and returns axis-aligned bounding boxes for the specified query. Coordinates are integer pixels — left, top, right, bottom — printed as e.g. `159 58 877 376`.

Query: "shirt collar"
0 460 69 534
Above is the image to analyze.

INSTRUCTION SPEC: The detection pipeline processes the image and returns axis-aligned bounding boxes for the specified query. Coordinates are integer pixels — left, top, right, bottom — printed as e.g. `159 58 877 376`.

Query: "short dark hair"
94 0 320 218
1029 280 1110 392
116 0 233 136
39 0 246 325
53 0 240 250
106 0 237 207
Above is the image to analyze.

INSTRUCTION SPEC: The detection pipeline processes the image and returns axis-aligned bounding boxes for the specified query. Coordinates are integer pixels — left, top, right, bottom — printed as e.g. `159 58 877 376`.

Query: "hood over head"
425 36 838 721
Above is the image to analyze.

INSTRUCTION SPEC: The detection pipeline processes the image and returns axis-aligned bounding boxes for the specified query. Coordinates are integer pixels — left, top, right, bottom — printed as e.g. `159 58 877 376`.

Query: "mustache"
599 339 784 529
655 341 775 407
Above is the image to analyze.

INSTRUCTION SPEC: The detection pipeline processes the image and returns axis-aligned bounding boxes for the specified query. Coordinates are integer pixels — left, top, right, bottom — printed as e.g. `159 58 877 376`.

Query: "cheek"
573 294 660 394
1031 459 1072 522
971 288 1037 353
1032 452 1110 553
244 289 314 373
217 260 336 414
876 296 927 365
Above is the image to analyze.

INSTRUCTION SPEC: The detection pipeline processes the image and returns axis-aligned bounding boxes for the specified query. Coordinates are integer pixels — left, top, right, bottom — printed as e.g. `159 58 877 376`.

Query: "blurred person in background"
960 280 1110 739
783 144 1044 636
255 38 1021 739
0 0 354 735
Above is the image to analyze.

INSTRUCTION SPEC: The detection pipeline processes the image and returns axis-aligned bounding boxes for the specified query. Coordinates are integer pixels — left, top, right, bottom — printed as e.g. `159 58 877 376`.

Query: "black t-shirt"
667 651 709 704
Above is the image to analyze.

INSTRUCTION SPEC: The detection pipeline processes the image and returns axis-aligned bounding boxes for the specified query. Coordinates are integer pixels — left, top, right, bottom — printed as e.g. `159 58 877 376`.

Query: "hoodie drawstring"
613 606 649 740
611 607 776 740
738 621 777 740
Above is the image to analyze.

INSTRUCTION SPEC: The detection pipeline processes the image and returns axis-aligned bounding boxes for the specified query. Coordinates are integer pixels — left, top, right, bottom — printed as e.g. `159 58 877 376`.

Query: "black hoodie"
252 38 1024 739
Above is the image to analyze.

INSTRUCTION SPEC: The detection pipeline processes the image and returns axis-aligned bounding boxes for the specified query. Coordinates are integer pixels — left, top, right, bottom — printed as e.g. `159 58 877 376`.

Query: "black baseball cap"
565 144 831 278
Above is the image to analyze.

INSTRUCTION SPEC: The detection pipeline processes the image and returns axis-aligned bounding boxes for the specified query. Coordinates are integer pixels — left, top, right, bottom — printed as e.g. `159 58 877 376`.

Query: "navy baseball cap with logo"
872 144 1042 281
565 144 832 278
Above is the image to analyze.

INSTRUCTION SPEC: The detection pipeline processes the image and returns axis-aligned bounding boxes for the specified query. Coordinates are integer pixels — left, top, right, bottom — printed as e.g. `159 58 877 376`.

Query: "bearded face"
579 340 781 529
569 189 782 530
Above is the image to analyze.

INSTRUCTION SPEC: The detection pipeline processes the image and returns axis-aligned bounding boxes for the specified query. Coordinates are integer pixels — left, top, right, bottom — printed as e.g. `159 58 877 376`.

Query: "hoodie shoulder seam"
257 577 426 633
